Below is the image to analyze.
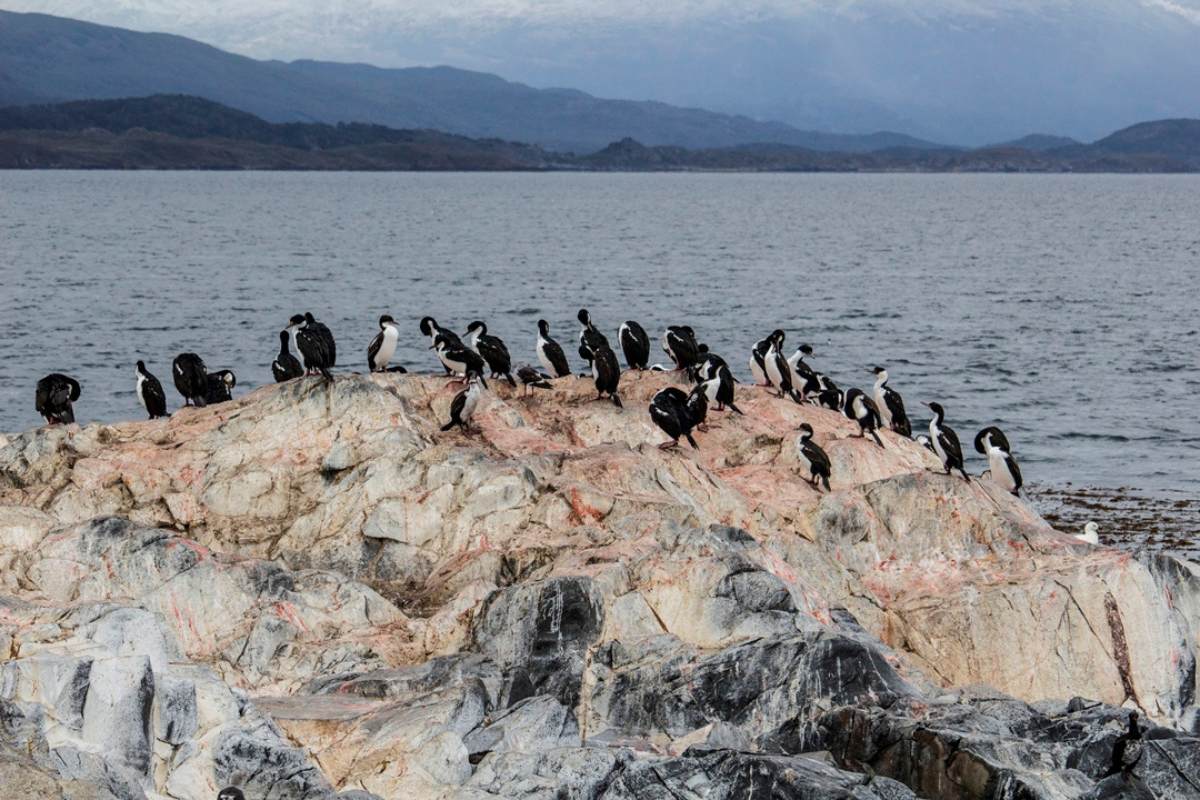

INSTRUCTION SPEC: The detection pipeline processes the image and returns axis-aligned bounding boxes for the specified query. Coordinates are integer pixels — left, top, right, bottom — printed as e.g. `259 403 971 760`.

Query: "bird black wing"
884 388 911 436
144 375 167 416
543 338 570 377
478 334 512 374
367 331 384 370
620 321 650 368
449 388 467 421
1005 453 1023 492
580 327 608 362
317 322 337 366
939 425 965 466
802 439 832 477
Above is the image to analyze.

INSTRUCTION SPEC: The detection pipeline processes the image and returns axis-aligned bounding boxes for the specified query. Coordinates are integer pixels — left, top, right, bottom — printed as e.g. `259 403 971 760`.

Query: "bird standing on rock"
441 374 483 433
367 314 402 373
796 423 832 491
288 313 335 380
1103 712 1144 778
662 325 700 373
700 366 743 415
619 320 651 370
421 317 462 374
985 442 1023 496
135 361 168 419
591 343 623 408
872 367 912 437
516 364 553 396
764 331 799 402
750 333 774 387
465 321 517 387
434 333 487 386
536 319 572 378
649 387 698 449
35 373 81 425
205 369 237 405
927 402 969 480
272 330 304 382
577 309 609 373
172 353 208 407
844 388 885 447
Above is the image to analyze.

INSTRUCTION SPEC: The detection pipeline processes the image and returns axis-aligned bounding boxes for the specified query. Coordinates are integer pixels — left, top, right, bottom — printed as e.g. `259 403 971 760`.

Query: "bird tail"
870 429 884 448
505 373 517 388
728 401 745 416
959 467 971 482
789 389 804 404
611 393 623 409
193 395 207 408
685 433 699 449
62 406 75 425
821 474 831 492
441 420 455 432
533 380 553 390
319 367 334 381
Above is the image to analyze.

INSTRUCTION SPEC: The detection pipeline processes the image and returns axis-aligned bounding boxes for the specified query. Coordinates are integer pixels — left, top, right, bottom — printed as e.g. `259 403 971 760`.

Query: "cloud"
1141 0 1200 23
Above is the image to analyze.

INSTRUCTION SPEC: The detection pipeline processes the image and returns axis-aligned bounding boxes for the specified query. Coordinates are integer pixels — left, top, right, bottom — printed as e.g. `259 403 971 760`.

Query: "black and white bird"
441 374 484 433
764 331 799 402
817 386 845 412
35 373 81 425
1103 713 1144 778
465 321 517 386
695 344 730 380
421 317 463 374
272 330 304 383
649 387 698 450
662 325 700 373
973 426 1012 456
796 423 832 492
844 388 885 447
700 365 744 415
205 369 237 405
749 333 773 386
135 361 168 419
872 367 912 437
217 787 245 800
985 441 1023 496
577 309 609 372
927 402 970 481
786 344 822 401
367 315 402 373
536 319 572 378
434 333 488 386
288 313 335 380
516 364 553 396
172 353 208 407
619 320 651 370
591 343 623 408
686 382 710 431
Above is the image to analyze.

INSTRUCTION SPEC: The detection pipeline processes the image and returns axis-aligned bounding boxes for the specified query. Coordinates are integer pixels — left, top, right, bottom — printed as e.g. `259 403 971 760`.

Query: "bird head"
303 312 316 324
379 314 395 327
798 422 814 440
577 309 590 326
136 360 146 372
288 314 305 329
800 344 814 356
466 320 486 336
538 319 550 336
926 401 945 416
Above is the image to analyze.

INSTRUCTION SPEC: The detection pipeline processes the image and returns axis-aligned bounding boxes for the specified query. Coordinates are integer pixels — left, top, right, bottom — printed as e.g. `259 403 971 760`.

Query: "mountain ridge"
0 9 949 153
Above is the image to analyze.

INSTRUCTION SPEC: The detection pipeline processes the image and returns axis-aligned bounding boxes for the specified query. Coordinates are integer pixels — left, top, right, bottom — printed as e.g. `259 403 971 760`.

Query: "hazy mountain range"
4 1 1200 145
0 10 947 153
3 94 1198 172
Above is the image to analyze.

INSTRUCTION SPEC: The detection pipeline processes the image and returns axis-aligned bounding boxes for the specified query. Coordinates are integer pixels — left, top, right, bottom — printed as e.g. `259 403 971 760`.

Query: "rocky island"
1 373 1198 799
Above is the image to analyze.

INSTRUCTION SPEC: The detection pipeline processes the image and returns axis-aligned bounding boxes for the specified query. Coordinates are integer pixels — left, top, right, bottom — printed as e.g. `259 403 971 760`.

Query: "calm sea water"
1 172 1197 494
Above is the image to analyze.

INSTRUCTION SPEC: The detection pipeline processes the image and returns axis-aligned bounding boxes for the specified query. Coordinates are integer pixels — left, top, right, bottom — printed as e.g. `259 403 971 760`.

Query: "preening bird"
172 353 208 407
465 321 517 386
796 423 832 492
986 443 1023 496
927 402 969 481
441 374 483 433
764 331 799 402
421 317 462 374
749 333 774 387
685 382 710 431
973 426 1012 456
619 320 651 370
536 319 572 378
367 314 402 373
35 373 81 425
662 325 700 372
844 388 884 447
272 330 304 382
1077 521 1100 545
205 369 237 405
872 367 912 437
577 309 609 371
786 344 822 401
135 361 168 419
434 333 488 386
288 313 335 380
649 387 699 450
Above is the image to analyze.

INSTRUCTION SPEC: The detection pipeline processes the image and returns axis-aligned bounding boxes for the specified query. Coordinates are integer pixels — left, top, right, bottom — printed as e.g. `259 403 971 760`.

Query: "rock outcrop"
1 372 1197 799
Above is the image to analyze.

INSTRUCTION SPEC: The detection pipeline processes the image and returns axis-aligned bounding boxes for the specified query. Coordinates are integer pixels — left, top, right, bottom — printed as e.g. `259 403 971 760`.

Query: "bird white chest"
461 385 481 420
136 372 147 411
874 381 892 426
988 447 1017 491
377 325 399 367
930 420 949 464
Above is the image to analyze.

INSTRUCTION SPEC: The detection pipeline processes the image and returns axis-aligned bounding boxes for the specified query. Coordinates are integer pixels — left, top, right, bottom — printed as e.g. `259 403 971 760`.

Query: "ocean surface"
2 172 1198 499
